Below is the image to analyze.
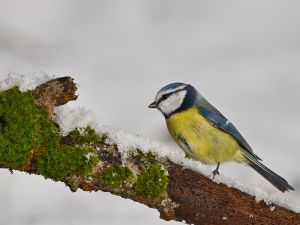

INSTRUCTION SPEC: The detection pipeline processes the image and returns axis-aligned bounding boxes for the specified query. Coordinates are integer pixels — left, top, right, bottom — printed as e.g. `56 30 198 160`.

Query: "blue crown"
158 82 186 94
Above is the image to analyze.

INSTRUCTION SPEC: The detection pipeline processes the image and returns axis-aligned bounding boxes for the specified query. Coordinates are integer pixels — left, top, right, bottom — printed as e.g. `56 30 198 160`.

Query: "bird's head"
149 82 199 117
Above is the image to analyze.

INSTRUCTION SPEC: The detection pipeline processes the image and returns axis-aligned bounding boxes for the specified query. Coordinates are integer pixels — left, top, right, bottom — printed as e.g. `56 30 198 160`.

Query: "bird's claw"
212 169 219 179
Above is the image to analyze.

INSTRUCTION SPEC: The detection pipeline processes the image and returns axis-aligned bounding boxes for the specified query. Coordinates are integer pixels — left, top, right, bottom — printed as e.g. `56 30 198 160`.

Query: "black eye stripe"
157 89 184 104
157 93 170 104
161 93 170 100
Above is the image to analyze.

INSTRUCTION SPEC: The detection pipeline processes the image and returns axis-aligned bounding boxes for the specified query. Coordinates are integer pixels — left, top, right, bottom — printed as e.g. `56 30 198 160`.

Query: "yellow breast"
166 107 244 164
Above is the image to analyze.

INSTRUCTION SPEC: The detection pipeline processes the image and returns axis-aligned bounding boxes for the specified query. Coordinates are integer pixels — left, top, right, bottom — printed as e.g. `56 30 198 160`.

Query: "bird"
148 82 294 192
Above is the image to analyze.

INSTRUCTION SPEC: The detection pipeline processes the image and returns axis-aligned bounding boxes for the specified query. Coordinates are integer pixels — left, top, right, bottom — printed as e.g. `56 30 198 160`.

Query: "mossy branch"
0 76 299 225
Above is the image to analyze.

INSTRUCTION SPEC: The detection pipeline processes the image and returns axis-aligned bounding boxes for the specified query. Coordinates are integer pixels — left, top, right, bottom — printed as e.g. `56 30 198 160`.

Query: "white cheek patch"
155 84 187 102
158 90 187 116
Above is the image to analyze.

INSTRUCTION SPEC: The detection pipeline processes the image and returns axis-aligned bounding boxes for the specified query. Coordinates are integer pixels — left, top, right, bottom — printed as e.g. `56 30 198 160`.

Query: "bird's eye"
160 94 168 101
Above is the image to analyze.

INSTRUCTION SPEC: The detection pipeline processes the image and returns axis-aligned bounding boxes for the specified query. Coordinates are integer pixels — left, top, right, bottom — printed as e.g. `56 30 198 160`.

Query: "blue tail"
243 151 294 192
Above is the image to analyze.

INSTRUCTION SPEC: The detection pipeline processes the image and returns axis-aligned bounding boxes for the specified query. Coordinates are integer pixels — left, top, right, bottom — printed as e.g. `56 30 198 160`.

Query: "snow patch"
0 71 54 92
269 205 276 212
85 152 97 163
53 105 97 136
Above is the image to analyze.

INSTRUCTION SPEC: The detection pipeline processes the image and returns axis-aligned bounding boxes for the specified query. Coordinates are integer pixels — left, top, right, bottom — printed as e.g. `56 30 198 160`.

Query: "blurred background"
0 1 299 224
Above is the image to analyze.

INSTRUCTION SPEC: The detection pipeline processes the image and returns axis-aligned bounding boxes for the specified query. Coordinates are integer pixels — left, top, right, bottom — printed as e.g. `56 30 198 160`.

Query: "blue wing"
198 106 261 160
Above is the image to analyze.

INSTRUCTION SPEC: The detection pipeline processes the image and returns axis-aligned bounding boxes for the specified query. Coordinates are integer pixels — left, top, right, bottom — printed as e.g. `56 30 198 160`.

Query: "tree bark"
1 76 299 225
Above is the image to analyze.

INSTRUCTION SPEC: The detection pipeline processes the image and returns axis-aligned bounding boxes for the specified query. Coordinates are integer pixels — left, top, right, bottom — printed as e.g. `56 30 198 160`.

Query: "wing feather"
198 106 261 160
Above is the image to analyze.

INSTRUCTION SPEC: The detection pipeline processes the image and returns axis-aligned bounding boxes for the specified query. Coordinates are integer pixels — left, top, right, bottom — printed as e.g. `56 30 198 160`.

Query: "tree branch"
0 76 299 225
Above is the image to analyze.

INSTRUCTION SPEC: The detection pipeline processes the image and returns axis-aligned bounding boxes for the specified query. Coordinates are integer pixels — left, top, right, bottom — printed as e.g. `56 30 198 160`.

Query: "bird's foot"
212 162 220 179
212 169 219 179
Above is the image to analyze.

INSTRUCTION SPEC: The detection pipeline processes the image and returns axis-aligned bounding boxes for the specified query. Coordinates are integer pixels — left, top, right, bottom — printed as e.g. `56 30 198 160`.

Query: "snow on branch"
0 73 299 225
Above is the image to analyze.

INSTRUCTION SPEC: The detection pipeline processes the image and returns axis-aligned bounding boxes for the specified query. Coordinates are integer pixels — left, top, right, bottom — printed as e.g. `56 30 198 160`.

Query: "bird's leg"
212 162 220 179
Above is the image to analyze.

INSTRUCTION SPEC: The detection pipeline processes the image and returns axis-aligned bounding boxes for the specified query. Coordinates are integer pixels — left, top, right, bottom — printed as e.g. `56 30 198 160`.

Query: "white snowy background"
0 1 300 225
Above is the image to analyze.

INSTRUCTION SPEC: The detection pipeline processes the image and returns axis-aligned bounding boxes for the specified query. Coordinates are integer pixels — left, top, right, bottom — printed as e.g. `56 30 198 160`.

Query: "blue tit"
148 82 294 192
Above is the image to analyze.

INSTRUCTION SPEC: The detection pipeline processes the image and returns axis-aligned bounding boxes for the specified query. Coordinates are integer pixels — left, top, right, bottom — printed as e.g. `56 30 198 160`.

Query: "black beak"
148 101 157 108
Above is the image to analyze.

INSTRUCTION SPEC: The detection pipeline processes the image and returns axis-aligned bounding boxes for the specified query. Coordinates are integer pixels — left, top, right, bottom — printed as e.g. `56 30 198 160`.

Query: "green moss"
128 149 157 166
0 87 99 181
127 150 168 197
100 166 133 189
135 164 168 197
0 86 167 192
127 148 140 156
141 151 157 167
0 87 60 169
36 145 98 181
69 126 105 145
